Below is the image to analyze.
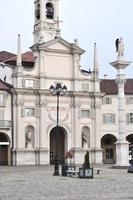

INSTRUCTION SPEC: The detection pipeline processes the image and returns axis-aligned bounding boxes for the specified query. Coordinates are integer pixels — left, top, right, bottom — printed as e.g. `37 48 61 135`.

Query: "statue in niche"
26 128 33 149
115 37 124 59
82 127 88 149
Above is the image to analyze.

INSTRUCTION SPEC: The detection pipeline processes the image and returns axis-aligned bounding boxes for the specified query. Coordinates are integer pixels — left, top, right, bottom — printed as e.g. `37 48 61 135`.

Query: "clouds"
0 0 133 78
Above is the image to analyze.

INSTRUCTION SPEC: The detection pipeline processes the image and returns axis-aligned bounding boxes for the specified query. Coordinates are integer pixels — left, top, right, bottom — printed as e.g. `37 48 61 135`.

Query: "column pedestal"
91 147 103 164
115 141 129 167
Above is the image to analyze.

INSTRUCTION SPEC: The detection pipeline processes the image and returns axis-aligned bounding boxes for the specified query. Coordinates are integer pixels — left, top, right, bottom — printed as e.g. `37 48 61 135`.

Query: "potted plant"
79 151 93 178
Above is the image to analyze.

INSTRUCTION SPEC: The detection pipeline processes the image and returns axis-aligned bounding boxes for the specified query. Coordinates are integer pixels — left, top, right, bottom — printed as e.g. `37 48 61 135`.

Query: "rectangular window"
24 79 34 88
127 113 133 123
127 97 133 105
80 110 90 118
0 93 5 106
24 108 35 117
81 83 89 92
103 97 112 105
103 113 115 124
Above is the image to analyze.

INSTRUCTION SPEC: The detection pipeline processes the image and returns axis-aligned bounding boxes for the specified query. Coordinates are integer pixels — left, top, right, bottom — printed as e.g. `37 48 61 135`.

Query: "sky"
0 0 133 79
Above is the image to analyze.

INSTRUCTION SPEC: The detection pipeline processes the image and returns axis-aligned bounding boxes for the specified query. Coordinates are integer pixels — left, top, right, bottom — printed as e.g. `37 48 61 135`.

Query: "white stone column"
115 71 129 166
110 57 131 167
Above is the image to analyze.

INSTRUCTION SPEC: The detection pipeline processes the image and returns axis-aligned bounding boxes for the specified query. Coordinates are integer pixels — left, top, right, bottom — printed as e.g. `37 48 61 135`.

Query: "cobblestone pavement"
0 164 133 200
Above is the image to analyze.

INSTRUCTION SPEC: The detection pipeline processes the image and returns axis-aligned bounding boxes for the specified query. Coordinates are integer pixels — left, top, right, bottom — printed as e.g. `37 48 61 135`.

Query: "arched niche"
81 126 90 149
126 134 133 158
25 126 35 149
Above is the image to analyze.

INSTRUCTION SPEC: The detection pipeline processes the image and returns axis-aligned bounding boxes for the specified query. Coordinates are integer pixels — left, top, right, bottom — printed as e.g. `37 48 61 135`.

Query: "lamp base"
53 162 60 176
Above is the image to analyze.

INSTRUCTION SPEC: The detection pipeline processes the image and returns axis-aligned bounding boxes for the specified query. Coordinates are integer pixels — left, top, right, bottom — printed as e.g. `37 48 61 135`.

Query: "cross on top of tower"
55 17 63 38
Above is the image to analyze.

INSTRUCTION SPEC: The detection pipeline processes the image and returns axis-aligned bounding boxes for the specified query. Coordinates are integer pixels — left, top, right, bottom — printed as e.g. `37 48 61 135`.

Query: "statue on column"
25 128 33 149
82 127 88 149
115 37 124 59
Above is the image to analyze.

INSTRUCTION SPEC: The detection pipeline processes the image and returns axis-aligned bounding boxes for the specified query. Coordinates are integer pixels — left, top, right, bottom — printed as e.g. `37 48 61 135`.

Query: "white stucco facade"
0 0 133 166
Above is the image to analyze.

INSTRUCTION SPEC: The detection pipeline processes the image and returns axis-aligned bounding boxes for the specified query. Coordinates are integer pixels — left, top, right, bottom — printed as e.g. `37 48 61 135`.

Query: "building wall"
0 90 12 165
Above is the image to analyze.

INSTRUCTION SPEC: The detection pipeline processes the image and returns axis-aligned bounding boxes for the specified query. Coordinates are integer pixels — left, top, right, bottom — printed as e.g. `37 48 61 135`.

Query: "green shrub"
83 151 90 169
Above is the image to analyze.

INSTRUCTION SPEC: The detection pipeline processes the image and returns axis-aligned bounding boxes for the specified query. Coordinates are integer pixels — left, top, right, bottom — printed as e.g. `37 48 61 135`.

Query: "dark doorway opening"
0 133 9 165
101 134 117 164
50 126 66 165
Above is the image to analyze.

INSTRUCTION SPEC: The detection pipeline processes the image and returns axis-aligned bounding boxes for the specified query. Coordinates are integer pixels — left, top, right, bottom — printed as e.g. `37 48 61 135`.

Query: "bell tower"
34 0 59 44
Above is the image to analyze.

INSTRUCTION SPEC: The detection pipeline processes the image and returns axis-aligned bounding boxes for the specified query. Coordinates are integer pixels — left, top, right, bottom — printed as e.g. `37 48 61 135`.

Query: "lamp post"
49 83 67 176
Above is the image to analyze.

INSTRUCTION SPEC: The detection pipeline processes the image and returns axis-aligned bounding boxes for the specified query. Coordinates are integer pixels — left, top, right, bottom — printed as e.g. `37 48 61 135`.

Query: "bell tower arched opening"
46 2 54 19
34 0 59 43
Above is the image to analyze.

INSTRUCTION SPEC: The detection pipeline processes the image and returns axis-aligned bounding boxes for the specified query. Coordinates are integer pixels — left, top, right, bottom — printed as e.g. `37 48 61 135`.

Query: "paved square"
0 164 133 200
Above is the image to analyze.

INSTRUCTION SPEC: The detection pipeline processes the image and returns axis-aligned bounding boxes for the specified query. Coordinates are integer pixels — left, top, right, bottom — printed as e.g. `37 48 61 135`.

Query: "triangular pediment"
46 41 70 51
31 37 85 55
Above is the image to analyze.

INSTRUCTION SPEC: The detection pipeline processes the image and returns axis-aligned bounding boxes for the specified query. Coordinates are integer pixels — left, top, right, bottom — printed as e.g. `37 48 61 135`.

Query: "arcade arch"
0 132 10 165
50 126 67 164
101 134 117 164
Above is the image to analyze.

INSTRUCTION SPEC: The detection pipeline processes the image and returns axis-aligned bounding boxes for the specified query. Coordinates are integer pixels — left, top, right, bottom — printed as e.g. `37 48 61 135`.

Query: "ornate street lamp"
49 83 67 176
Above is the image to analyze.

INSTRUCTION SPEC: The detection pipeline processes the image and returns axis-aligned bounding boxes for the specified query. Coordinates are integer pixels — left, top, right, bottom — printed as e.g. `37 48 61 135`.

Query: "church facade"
0 0 133 166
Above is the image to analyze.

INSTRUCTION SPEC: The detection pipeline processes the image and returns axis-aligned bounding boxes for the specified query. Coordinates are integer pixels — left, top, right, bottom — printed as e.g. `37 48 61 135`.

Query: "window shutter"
103 114 106 123
78 110 81 118
22 79 25 87
109 98 112 104
126 113 129 124
3 94 6 106
21 108 25 117
112 114 115 123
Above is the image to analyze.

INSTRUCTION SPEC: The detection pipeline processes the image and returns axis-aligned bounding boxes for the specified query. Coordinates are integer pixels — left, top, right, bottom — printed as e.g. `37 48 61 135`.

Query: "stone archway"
126 134 133 158
50 126 67 165
0 133 10 165
101 134 117 164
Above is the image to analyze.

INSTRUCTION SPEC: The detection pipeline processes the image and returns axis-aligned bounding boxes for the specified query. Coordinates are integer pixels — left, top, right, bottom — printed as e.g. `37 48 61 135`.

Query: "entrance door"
0 133 10 165
105 148 114 164
50 126 66 165
101 134 117 164
0 145 8 165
